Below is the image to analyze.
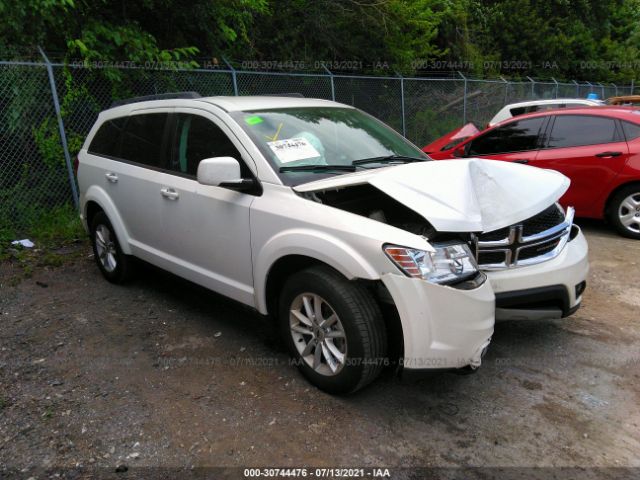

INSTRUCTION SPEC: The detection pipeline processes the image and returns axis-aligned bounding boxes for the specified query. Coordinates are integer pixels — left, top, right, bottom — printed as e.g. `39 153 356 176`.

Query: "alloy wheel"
289 293 347 376
95 224 118 273
618 193 640 234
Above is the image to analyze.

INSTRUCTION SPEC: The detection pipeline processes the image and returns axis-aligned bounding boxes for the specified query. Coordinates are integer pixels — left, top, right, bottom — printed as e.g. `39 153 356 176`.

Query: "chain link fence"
0 56 636 234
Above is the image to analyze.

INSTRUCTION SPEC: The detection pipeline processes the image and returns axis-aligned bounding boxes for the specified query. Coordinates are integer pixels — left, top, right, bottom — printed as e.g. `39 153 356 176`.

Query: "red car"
424 107 640 239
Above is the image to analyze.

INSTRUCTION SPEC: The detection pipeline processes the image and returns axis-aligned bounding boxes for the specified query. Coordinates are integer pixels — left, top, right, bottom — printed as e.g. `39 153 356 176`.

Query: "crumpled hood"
294 159 570 233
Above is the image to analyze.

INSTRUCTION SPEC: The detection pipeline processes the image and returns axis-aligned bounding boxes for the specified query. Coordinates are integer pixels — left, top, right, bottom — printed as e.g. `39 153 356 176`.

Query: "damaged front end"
293 158 574 375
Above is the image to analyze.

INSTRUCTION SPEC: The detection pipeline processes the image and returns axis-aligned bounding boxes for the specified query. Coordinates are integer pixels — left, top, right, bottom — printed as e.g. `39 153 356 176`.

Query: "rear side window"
621 121 640 141
119 113 168 167
170 114 246 177
547 115 619 148
88 117 126 157
469 117 545 155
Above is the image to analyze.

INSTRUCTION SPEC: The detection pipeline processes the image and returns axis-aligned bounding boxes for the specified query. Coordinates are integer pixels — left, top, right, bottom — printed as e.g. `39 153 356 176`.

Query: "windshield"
230 107 428 185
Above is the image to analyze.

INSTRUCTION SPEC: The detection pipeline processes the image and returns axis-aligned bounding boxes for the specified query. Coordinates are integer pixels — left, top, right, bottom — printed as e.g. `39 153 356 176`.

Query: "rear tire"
90 211 134 283
607 185 640 239
278 266 387 394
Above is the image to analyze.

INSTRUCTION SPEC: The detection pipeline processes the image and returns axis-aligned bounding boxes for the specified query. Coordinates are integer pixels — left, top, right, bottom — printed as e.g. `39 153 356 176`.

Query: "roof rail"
110 92 201 108
263 93 305 98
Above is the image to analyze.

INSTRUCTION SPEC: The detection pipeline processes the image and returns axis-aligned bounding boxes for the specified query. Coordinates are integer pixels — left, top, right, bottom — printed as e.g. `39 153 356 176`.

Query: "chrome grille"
477 205 574 270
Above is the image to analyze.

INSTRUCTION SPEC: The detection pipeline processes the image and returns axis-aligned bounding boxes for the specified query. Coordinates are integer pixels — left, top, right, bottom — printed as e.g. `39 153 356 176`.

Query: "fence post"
322 65 336 101
631 79 635 95
222 57 239 96
597 82 605 99
526 76 535 98
551 77 559 99
458 71 467 125
500 76 509 105
38 47 79 210
612 83 618 97
585 81 593 96
396 72 406 137
573 80 579 97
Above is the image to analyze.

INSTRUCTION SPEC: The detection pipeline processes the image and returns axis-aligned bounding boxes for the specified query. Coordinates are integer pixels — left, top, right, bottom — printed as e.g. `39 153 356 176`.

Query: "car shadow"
125 254 579 410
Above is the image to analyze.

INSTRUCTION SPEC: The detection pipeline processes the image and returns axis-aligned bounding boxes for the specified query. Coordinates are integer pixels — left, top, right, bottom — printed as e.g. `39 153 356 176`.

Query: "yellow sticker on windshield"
264 122 283 141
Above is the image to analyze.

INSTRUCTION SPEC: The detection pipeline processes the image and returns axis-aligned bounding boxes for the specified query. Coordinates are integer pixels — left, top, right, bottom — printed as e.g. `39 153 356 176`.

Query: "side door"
87 111 171 256
529 114 630 214
157 109 257 306
465 116 548 164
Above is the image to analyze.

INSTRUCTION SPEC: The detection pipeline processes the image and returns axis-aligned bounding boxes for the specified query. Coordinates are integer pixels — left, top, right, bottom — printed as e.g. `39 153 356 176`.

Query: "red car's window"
468 117 545 155
547 115 619 149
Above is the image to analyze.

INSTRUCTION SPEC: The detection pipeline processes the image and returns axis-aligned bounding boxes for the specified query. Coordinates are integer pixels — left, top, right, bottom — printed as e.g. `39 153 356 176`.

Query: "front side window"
547 115 620 148
119 113 168 167
231 107 426 186
170 114 246 177
468 117 545 155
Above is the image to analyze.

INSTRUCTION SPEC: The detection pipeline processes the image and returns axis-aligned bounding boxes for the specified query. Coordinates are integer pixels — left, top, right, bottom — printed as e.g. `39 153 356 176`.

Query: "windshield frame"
229 106 428 186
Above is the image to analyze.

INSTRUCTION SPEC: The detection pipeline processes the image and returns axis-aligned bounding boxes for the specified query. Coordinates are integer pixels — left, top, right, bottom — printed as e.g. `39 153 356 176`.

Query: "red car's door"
529 114 630 215
462 116 548 164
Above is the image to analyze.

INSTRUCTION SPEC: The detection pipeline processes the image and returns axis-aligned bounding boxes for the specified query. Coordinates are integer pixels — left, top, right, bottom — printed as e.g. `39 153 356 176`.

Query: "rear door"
529 114 629 214
114 111 171 254
465 116 548 164
86 111 170 255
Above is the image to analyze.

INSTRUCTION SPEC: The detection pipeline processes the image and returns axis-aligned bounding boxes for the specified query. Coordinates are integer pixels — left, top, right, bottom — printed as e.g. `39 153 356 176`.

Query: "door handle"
160 187 179 200
512 159 529 164
105 172 118 183
595 151 622 158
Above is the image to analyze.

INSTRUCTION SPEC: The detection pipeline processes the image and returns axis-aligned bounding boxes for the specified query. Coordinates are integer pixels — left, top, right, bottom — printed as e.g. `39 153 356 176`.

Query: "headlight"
384 242 478 284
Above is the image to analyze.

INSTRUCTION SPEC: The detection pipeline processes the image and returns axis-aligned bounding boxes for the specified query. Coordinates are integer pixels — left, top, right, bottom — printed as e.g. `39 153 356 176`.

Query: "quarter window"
547 115 619 148
88 117 126 157
468 117 545 155
119 113 168 167
621 121 640 141
171 114 246 177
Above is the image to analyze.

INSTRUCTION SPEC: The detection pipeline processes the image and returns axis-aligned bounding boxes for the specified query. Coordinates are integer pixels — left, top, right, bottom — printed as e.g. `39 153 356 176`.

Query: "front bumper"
381 273 494 373
486 227 589 320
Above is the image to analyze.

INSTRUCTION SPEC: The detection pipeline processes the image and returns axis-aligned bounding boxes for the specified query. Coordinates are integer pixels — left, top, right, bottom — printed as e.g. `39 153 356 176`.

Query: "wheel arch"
83 186 132 254
253 230 381 315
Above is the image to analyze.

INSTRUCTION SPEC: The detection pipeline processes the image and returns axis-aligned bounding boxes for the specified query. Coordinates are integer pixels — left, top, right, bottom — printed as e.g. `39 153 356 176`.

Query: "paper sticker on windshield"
267 138 321 163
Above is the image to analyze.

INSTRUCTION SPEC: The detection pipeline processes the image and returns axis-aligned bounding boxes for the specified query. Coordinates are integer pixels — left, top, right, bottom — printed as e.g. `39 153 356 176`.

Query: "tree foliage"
0 0 638 81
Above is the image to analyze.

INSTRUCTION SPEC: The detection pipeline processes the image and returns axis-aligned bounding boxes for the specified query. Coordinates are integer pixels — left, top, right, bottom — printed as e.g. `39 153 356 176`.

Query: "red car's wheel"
608 185 640 239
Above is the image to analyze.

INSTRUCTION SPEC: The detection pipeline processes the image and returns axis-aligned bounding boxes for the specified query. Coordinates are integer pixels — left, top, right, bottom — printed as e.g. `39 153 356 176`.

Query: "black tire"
607 185 640 239
90 211 134 283
278 266 387 394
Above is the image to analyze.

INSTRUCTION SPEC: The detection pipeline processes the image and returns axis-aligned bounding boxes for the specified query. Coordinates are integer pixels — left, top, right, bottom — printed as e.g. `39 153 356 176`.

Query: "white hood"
294 159 570 233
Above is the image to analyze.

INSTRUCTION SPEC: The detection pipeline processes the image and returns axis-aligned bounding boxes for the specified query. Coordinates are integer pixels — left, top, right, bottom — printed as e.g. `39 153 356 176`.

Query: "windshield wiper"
279 164 356 173
351 155 428 166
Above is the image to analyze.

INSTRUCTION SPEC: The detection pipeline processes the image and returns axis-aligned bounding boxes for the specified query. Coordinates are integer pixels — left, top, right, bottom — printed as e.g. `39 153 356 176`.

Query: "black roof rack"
110 92 201 108
263 93 305 98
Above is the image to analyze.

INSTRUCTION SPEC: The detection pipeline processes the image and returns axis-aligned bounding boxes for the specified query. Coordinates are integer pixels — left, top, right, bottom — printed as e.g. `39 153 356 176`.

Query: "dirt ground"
0 220 639 477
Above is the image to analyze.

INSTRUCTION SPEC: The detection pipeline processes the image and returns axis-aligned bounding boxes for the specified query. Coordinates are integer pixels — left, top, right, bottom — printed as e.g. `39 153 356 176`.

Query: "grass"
0 204 85 257
0 204 87 281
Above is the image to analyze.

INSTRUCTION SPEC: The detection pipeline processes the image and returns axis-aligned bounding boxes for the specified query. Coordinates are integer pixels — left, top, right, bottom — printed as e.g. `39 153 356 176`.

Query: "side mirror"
197 157 260 193
197 157 242 186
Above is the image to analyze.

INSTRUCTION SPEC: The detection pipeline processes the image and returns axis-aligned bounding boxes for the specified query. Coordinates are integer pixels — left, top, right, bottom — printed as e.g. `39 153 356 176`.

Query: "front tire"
90 211 134 283
278 266 387 394
608 186 640 239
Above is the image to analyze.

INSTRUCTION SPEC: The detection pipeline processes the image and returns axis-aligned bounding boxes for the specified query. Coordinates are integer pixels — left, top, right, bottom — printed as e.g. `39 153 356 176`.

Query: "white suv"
78 94 589 393
488 98 602 127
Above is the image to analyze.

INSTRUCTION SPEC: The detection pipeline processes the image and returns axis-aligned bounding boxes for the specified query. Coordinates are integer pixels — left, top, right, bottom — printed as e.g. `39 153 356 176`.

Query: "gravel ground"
0 220 639 477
